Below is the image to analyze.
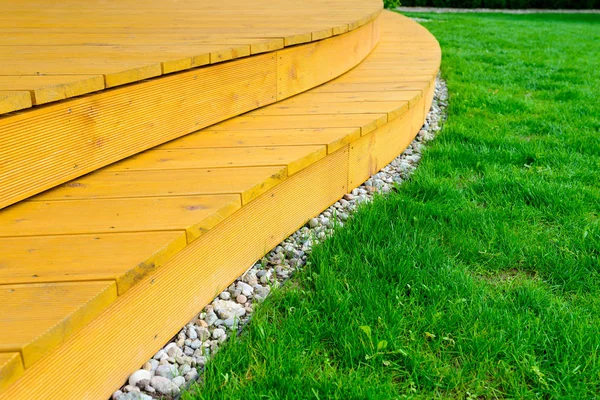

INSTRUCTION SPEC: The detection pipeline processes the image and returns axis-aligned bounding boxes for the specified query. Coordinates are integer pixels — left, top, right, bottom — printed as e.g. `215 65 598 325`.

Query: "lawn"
185 12 600 399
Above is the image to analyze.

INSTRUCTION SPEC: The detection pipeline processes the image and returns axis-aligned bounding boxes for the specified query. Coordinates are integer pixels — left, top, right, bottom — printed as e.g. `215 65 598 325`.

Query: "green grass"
185 13 600 399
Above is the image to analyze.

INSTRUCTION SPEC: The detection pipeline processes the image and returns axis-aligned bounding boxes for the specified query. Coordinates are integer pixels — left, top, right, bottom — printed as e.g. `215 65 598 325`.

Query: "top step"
0 0 382 113
0 0 382 210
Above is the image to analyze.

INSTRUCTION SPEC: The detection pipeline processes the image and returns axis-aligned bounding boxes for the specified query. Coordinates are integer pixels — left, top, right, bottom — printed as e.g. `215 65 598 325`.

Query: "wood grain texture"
277 19 379 100
0 91 31 114
0 281 117 368
30 166 288 206
0 0 382 112
0 353 23 393
0 195 241 243
0 232 187 295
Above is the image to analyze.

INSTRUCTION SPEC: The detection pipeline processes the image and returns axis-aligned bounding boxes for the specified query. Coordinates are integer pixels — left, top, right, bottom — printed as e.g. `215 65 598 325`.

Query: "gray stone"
128 369 151 387
212 328 225 339
183 346 194 356
205 310 218 326
116 392 153 400
237 281 253 296
135 379 149 389
185 368 199 381
155 364 176 379
308 218 319 228
186 326 198 340
172 376 186 388
179 364 192 376
236 294 247 304
122 384 139 393
150 376 180 395
195 356 207 366
152 350 166 360
219 291 231 300
144 385 156 394
190 339 202 349
195 326 210 341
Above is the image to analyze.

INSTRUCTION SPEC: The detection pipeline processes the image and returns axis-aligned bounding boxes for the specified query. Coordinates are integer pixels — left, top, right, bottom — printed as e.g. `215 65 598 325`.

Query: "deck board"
0 281 117 368
0 10 441 397
0 232 186 294
31 166 288 205
108 146 327 176
0 353 23 392
0 195 241 243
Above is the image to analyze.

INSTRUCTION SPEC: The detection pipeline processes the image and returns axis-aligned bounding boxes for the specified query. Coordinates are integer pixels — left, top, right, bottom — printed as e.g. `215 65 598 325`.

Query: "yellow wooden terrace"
0 0 441 397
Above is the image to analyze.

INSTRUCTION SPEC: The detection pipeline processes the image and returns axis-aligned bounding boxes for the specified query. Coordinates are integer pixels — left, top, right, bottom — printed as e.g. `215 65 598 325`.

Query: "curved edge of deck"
0 0 383 115
0 11 441 399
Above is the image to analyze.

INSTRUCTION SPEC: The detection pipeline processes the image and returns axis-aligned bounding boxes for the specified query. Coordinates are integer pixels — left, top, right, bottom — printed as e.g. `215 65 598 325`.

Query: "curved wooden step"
0 10 440 399
0 0 381 210
0 0 383 113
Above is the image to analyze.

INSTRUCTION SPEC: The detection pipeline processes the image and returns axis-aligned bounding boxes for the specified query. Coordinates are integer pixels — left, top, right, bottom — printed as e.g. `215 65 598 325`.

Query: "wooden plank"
31 166 288 206
310 81 430 94
0 53 277 210
277 19 378 100
0 91 32 114
0 145 350 400
107 146 327 176
0 75 104 105
0 281 117 368
208 114 388 136
0 232 186 295
329 73 435 84
250 100 409 120
270 91 424 109
0 353 23 393
157 127 361 154
0 195 241 243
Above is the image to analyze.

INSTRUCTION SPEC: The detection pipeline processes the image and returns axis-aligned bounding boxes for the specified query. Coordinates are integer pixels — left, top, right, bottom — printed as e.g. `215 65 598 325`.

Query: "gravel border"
110 76 449 400
397 6 600 14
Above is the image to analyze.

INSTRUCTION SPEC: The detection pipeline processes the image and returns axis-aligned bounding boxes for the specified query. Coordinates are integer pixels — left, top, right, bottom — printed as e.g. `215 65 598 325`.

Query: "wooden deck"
0 4 440 398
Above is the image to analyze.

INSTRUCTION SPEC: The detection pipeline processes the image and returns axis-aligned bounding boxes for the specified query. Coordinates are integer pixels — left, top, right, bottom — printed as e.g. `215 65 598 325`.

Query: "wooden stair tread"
0 0 382 114
0 232 186 294
0 281 117 368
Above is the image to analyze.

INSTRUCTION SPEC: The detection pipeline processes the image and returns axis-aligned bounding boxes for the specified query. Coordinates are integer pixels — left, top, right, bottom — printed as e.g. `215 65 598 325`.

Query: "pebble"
219 291 231 300
186 368 199 381
116 392 153 400
172 376 186 388
212 328 226 339
149 376 179 396
114 77 448 400
123 385 140 393
196 326 210 341
179 364 192 376
128 370 151 387
186 326 197 340
237 281 254 296
154 364 175 379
